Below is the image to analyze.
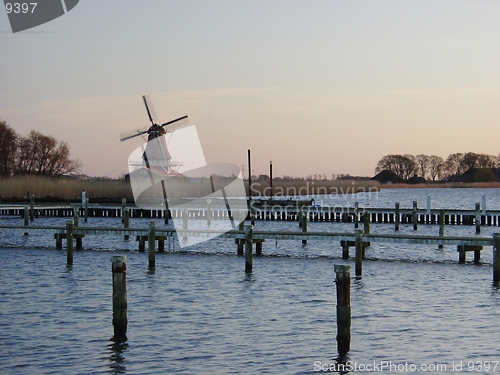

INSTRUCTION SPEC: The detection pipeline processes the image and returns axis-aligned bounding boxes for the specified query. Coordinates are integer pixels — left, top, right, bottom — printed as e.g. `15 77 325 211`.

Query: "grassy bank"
0 176 133 201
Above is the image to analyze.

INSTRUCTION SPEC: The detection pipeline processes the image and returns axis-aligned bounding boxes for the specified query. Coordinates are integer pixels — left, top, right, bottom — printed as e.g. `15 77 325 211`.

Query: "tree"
0 120 18 176
415 154 430 179
375 154 417 181
428 155 445 181
15 130 81 177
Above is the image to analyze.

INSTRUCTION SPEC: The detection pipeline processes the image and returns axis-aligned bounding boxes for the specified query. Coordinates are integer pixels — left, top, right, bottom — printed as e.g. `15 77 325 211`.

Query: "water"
1 188 500 374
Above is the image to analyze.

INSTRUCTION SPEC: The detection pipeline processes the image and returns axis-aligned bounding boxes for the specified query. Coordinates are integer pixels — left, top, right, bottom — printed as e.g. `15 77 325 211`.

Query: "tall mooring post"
412 201 418 230
84 197 89 223
23 206 29 236
123 208 130 240
301 210 308 245
121 198 127 223
438 210 445 249
354 202 359 229
29 194 35 221
237 218 245 256
111 255 127 338
164 198 170 225
475 203 481 234
148 221 156 269
363 212 370 234
66 219 74 266
355 230 363 277
335 265 351 354
395 203 400 231
493 234 500 285
245 225 253 273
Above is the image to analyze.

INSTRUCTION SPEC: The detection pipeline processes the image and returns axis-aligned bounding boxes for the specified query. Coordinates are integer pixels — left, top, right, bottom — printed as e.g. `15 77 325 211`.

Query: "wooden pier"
1 202 500 227
1 221 500 281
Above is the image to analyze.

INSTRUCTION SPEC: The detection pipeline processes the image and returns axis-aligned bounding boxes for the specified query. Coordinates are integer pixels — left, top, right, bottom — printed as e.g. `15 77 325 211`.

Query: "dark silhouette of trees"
376 152 500 182
15 130 81 176
0 121 81 177
375 154 417 181
0 120 18 176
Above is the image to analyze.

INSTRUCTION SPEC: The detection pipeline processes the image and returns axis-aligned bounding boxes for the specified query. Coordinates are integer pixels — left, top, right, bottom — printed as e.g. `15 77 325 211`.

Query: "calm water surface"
1 188 500 374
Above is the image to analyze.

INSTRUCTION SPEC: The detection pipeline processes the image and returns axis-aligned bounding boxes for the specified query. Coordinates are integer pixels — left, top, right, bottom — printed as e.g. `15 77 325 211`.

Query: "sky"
1 0 499 178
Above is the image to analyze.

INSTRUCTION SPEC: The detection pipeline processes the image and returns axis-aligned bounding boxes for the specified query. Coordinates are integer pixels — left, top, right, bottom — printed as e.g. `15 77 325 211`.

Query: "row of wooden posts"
109 256 353 354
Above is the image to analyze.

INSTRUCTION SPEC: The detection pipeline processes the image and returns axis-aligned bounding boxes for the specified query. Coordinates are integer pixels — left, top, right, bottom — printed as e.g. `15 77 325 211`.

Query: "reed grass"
0 176 133 199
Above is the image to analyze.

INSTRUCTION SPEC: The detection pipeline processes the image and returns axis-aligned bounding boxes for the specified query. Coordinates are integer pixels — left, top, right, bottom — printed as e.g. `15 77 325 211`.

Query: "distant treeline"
0 120 80 177
375 153 500 182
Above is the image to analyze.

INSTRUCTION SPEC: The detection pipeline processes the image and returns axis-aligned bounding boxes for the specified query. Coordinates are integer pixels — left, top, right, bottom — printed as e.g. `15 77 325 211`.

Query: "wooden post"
84 197 89 223
206 200 212 226
164 198 170 224
438 210 444 249
355 230 363 277
148 221 156 269
335 264 351 354
363 212 370 234
482 196 486 215
354 202 359 229
395 203 400 231
269 160 273 198
121 198 126 223
237 219 244 256
342 241 349 260
245 225 253 273
29 194 35 221
412 201 418 230
475 203 481 234
66 220 74 266
23 206 29 236
248 149 252 200
493 234 500 284
123 208 130 240
301 210 308 245
111 255 127 338
458 245 466 264
182 209 188 242
426 195 431 214
73 210 79 228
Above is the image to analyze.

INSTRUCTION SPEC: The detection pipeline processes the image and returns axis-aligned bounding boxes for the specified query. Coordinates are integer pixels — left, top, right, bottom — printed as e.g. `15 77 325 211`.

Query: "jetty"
1 199 499 226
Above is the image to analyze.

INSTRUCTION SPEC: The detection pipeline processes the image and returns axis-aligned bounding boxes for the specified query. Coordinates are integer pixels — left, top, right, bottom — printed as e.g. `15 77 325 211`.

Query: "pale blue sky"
1 1 499 178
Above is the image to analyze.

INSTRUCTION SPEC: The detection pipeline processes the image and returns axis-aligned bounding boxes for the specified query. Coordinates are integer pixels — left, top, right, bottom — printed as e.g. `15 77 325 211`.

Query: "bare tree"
428 155 445 181
375 154 417 181
0 120 18 176
415 154 430 179
15 130 81 177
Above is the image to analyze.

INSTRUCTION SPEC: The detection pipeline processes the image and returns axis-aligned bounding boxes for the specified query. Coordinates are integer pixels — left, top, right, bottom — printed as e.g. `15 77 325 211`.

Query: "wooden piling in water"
475 203 481 234
123 209 130 240
84 197 89 223
395 203 400 231
121 198 126 223
412 201 418 230
354 202 359 229
493 234 500 284
438 210 444 249
335 264 351 354
237 220 244 256
164 198 170 224
182 209 188 242
112 255 127 338
363 212 370 234
245 225 253 273
29 194 35 221
66 220 74 266
148 221 156 269
355 230 363 277
301 210 308 245
23 206 29 236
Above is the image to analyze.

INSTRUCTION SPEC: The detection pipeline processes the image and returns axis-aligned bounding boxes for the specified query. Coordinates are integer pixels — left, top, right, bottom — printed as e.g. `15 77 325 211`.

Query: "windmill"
120 95 189 175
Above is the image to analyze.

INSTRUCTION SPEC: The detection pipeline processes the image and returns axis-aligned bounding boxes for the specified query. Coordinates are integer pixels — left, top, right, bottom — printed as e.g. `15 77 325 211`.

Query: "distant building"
371 170 404 184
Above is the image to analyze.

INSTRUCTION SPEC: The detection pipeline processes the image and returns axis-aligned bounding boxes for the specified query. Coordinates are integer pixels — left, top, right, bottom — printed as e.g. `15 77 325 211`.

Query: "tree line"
375 153 500 182
0 120 81 177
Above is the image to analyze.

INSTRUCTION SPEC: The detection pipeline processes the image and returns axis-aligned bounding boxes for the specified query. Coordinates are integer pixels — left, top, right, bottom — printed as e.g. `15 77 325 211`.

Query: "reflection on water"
108 336 128 374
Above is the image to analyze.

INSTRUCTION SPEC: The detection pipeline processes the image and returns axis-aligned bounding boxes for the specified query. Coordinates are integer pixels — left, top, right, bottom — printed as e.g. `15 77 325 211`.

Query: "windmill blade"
143 94 158 124
160 115 190 132
119 126 149 142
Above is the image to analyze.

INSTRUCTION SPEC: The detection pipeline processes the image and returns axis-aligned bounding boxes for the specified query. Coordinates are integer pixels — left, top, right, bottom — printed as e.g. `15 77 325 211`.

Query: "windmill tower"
120 95 188 175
